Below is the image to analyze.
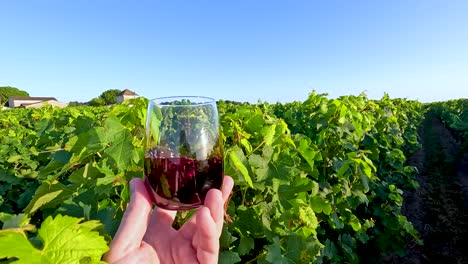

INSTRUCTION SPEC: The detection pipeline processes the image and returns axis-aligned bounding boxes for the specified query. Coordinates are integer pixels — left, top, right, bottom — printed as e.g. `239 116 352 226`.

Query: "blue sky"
1 0 467 103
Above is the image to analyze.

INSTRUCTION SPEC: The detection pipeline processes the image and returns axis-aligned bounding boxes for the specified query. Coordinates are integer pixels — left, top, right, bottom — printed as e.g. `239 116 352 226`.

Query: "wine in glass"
144 96 224 210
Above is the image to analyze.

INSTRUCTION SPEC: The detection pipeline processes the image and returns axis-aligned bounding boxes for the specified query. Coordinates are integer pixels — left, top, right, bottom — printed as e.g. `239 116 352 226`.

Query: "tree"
87 89 121 106
0 86 29 106
99 89 121 105
68 101 87 107
88 97 105 106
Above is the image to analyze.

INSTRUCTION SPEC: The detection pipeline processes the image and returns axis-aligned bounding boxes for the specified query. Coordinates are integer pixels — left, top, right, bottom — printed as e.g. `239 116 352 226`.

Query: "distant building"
8 96 68 108
116 89 139 103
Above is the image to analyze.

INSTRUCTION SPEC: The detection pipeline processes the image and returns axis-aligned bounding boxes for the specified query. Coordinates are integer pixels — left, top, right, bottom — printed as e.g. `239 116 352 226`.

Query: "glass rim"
149 96 216 106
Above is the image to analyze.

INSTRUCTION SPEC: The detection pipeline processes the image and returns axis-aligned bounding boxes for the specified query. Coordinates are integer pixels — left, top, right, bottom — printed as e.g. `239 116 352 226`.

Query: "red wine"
144 148 223 210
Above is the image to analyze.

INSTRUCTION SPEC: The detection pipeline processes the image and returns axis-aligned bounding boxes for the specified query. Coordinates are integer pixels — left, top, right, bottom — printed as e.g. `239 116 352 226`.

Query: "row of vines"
428 99 468 152
0 93 425 263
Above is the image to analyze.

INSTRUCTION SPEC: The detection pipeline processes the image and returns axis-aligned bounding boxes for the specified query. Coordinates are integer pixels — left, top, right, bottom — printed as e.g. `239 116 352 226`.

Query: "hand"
104 176 234 264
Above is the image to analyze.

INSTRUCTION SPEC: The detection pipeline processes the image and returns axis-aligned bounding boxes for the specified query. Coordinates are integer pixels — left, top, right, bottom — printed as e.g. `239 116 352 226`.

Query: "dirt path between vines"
388 116 468 264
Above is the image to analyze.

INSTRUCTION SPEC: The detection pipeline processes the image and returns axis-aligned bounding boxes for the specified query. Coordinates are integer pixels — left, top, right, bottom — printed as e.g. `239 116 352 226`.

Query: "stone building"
116 89 139 103
8 96 68 108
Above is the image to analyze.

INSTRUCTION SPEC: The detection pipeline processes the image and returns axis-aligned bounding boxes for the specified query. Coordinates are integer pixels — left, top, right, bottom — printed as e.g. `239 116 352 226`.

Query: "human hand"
104 176 234 264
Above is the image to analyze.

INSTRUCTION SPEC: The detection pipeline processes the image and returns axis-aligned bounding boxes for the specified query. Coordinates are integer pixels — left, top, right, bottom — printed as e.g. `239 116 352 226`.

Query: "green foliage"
428 99 468 151
87 89 122 106
0 93 436 263
68 101 87 107
0 86 29 106
88 97 106 106
99 89 122 105
0 214 108 263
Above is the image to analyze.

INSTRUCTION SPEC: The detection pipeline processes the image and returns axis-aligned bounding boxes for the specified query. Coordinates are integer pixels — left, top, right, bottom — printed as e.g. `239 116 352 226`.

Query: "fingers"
146 206 177 231
180 175 234 233
145 176 234 243
144 205 177 245
203 187 225 234
105 178 153 262
221 176 235 202
194 207 221 264
194 176 234 263
108 242 160 264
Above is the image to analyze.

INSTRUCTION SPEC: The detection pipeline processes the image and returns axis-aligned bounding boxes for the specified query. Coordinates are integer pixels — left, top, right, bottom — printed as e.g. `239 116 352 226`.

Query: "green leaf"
68 163 92 186
329 213 344 230
39 215 108 262
238 235 255 256
0 215 108 263
6 155 21 163
337 161 350 178
354 189 370 203
38 151 74 179
52 150 72 163
266 152 300 185
310 196 332 215
219 226 237 248
262 124 276 145
0 232 42 263
240 138 253 154
103 117 134 171
95 160 118 186
1 213 30 229
92 207 120 237
265 237 294 264
219 251 241 264
235 206 264 237
278 178 314 209
228 147 253 188
248 154 269 182
297 139 317 172
323 239 339 260
284 234 323 263
278 178 313 199
298 206 318 231
348 214 362 232
24 181 75 214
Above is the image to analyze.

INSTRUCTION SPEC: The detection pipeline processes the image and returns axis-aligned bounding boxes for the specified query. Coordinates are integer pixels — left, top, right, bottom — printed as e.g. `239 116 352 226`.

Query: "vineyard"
0 93 466 263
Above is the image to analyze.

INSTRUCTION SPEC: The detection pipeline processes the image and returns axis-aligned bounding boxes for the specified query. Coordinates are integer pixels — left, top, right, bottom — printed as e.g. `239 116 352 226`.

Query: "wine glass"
144 96 224 210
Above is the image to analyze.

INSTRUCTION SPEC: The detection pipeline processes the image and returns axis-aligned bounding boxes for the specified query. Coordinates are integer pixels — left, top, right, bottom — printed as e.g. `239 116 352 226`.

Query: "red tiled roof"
119 89 138 96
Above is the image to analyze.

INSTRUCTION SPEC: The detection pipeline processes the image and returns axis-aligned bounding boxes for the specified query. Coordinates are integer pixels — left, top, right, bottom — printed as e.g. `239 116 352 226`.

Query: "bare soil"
386 116 468 264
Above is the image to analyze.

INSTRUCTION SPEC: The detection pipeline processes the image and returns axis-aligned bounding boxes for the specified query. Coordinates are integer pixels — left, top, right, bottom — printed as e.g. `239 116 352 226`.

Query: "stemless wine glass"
144 96 224 210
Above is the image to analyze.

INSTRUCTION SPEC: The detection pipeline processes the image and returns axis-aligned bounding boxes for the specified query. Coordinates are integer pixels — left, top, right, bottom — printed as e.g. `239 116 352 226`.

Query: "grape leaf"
103 117 134 171
261 124 276 146
329 212 345 230
265 237 294 264
0 232 42 263
228 147 254 188
297 138 318 172
0 213 30 229
219 251 241 264
248 154 269 182
323 239 339 260
284 234 323 263
220 226 237 248
6 155 21 163
238 235 255 256
348 214 362 232
235 206 263 237
298 206 318 231
0 215 108 263
310 196 332 215
92 207 120 237
24 181 75 214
